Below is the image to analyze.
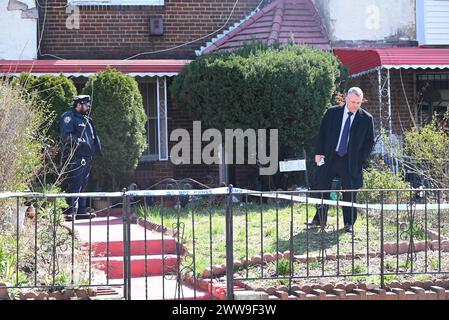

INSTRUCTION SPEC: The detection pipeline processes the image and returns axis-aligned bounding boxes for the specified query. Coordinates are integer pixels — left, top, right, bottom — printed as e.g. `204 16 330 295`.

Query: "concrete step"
91 238 177 257
92 254 181 279
109 276 211 300
70 216 178 257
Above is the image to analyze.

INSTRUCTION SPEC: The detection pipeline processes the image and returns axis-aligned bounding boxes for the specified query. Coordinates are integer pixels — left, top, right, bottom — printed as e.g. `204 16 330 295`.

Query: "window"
416 0 449 45
416 73 449 125
139 77 168 162
68 0 164 6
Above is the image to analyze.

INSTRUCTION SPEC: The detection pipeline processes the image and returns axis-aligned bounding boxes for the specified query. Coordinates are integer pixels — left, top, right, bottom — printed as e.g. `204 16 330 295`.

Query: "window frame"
416 72 449 126
138 77 169 163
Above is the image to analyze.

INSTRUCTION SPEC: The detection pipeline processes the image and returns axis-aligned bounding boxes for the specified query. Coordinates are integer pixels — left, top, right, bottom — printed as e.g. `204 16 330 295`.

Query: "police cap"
73 95 91 104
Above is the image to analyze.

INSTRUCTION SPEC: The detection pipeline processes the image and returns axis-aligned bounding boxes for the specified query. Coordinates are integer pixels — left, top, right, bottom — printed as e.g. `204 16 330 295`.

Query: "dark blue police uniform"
59 95 101 218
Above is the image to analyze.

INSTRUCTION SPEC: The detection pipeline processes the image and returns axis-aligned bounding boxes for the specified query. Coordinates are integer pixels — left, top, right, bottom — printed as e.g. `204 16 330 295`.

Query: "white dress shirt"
335 105 355 152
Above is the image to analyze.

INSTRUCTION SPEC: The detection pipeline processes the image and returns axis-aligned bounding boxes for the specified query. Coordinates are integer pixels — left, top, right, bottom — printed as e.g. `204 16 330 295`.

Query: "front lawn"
135 195 436 277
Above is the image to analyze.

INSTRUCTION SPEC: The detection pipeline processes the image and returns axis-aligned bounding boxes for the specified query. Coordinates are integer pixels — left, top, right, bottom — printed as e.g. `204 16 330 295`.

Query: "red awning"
0 59 191 77
334 48 449 77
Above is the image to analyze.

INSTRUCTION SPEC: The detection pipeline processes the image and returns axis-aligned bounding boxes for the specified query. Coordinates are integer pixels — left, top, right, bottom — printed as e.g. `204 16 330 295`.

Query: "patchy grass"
136 197 426 277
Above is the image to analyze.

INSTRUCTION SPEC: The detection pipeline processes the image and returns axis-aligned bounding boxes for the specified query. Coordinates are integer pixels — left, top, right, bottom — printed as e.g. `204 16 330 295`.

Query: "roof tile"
199 0 330 55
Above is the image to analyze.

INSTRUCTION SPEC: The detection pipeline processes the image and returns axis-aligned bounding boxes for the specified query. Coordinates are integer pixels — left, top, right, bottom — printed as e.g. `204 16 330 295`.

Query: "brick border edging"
137 218 189 254
198 243 449 279
235 285 449 300
179 272 449 301
137 218 170 236
239 279 449 300
0 284 97 300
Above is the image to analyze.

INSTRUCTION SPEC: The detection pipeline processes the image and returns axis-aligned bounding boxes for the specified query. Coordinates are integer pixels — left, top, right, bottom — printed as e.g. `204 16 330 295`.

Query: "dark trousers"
312 153 358 226
63 156 92 215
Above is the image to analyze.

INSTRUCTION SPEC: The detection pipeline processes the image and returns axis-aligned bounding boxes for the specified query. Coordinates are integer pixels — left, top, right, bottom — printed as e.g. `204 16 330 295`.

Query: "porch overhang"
0 59 191 77
333 48 449 78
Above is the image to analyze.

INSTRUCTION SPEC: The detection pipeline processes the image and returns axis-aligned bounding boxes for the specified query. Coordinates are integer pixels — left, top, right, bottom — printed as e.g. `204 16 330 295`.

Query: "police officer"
59 95 101 221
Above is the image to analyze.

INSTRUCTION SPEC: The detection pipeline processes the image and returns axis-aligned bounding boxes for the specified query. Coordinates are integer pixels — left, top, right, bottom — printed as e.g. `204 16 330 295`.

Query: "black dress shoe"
344 225 354 233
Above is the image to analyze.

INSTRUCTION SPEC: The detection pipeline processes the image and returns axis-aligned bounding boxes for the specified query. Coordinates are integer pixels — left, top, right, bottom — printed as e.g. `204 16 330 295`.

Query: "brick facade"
348 69 449 136
129 78 221 188
38 0 263 59
38 1 446 190
38 0 266 188
347 69 417 135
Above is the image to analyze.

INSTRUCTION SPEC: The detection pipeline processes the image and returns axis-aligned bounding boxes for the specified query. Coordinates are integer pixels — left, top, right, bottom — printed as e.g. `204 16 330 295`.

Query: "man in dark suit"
306 87 375 233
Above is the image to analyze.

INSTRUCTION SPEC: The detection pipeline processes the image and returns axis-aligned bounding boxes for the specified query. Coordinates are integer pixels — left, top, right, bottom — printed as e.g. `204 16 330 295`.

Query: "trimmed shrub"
171 42 343 162
82 68 147 191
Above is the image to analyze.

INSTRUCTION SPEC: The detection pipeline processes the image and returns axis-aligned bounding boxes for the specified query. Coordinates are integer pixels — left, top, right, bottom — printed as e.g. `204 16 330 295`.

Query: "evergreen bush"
82 68 147 191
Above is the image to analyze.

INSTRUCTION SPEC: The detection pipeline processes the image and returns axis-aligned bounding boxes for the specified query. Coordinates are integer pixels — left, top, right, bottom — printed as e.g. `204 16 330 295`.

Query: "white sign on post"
279 159 306 173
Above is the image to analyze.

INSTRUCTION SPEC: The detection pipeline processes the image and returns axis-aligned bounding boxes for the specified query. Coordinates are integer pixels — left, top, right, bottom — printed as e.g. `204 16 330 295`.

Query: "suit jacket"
314 105 375 189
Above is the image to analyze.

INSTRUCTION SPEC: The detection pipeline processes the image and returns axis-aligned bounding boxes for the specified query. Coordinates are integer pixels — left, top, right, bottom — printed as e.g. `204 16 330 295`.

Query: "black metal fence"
0 191 125 300
223 187 449 299
1 182 449 300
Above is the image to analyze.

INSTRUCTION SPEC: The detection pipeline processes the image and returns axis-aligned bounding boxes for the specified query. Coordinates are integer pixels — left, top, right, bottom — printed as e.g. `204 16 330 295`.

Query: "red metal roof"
201 0 330 55
0 59 191 77
334 48 449 76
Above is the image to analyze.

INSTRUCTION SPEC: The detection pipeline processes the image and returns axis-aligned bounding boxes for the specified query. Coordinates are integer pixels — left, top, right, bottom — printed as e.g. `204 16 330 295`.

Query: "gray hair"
347 87 364 98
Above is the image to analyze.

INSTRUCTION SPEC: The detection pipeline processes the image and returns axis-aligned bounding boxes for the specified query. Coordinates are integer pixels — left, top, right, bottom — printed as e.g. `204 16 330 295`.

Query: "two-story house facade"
1 0 448 190
197 0 449 181
1 0 270 190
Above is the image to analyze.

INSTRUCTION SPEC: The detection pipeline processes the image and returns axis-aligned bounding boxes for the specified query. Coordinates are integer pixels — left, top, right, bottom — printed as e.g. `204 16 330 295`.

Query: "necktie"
337 112 353 157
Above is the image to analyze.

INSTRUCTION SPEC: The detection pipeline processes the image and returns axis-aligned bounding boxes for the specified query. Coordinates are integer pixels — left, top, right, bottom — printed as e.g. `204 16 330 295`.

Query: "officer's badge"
64 116 71 124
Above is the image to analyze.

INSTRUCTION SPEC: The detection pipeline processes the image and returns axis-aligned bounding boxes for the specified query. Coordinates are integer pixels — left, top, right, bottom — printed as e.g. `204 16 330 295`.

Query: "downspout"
378 68 384 156
386 69 398 173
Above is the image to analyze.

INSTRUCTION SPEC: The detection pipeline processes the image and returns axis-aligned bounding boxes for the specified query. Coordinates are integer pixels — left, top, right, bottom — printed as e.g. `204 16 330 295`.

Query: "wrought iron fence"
223 187 449 299
0 191 125 299
1 183 449 300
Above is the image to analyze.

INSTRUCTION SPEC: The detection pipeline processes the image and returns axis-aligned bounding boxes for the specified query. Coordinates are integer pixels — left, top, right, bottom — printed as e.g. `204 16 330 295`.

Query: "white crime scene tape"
1 187 448 211
231 187 449 211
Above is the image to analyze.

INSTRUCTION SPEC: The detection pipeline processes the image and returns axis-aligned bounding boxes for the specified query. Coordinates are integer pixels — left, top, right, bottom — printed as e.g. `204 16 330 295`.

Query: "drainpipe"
386 69 398 173
378 68 384 156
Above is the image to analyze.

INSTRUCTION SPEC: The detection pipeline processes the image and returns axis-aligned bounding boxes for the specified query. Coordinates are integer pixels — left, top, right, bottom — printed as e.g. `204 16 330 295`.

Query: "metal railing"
0 191 125 299
1 182 449 300
223 187 449 299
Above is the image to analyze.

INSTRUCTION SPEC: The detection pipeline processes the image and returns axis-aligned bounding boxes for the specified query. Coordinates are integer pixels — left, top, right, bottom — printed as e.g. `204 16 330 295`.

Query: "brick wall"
347 69 417 135
129 160 174 189
129 78 220 188
38 0 263 59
